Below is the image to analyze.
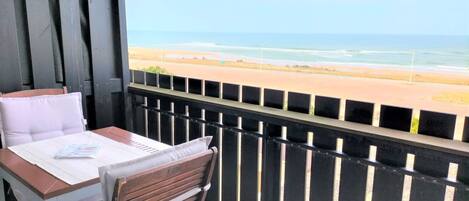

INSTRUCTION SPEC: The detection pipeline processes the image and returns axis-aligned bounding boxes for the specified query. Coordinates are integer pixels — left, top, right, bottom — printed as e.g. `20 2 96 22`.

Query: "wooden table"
0 127 168 201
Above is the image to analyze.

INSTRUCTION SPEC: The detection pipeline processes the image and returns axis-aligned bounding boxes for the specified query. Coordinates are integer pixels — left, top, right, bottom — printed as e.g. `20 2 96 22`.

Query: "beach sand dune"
129 47 469 116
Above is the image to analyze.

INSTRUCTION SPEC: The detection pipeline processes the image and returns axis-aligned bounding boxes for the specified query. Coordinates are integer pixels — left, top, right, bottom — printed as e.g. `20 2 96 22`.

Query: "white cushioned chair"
0 88 86 201
98 136 216 201
0 88 86 148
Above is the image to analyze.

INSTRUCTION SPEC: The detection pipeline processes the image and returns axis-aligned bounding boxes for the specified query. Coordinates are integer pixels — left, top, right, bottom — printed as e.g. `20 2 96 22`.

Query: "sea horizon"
127 30 469 73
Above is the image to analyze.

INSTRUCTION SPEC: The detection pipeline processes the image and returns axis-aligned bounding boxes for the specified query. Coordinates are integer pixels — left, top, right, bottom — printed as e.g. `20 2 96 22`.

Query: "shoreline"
129 47 469 86
129 47 469 116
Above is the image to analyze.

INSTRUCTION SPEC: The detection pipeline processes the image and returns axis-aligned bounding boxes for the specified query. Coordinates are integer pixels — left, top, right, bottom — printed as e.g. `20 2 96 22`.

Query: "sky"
126 0 469 35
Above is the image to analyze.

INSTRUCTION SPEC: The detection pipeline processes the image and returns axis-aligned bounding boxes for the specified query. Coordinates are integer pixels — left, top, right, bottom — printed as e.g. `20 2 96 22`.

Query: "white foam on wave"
173 42 354 55
168 42 428 62
157 42 469 72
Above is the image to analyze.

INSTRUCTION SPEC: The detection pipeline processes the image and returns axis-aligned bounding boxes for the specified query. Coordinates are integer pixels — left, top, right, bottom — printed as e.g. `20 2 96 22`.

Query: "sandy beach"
129 47 469 116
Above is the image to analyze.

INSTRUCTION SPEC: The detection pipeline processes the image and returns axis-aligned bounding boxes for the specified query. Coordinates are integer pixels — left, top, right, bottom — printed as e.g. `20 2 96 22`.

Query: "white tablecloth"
8 131 170 185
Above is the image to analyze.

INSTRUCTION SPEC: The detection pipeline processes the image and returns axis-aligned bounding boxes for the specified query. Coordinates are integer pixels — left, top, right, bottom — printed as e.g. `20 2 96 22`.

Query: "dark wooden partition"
0 0 130 129
0 0 23 93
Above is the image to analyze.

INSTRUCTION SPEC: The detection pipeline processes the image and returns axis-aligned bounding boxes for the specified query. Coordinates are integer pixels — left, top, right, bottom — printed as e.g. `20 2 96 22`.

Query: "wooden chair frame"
0 87 68 97
112 147 218 201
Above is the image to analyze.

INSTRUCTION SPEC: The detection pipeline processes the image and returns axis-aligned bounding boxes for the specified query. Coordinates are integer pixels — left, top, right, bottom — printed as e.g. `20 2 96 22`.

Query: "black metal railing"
127 70 469 201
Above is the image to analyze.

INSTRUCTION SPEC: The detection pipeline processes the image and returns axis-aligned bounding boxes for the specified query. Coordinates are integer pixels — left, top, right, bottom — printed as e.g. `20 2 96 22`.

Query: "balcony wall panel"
59 0 87 116
88 0 129 128
25 0 57 89
1 0 130 129
0 0 25 93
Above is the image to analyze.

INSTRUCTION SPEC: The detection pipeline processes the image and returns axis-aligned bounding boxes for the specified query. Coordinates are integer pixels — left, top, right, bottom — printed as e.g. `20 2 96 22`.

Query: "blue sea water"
127 31 469 72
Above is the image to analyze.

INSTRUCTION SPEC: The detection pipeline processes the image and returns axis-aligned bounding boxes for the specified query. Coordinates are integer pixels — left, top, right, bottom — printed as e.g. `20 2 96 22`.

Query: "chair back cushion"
0 92 85 147
99 136 212 201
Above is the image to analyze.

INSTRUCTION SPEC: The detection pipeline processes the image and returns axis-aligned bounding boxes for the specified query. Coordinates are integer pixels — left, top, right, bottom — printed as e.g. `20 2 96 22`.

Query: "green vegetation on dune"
410 117 419 134
144 66 170 75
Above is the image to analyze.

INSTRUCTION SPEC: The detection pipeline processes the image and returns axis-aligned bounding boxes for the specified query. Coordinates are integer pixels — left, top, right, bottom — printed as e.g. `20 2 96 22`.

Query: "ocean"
127 31 469 72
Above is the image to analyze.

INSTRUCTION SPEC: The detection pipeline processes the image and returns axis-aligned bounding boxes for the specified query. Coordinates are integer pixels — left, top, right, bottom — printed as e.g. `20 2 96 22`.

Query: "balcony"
1 0 469 200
